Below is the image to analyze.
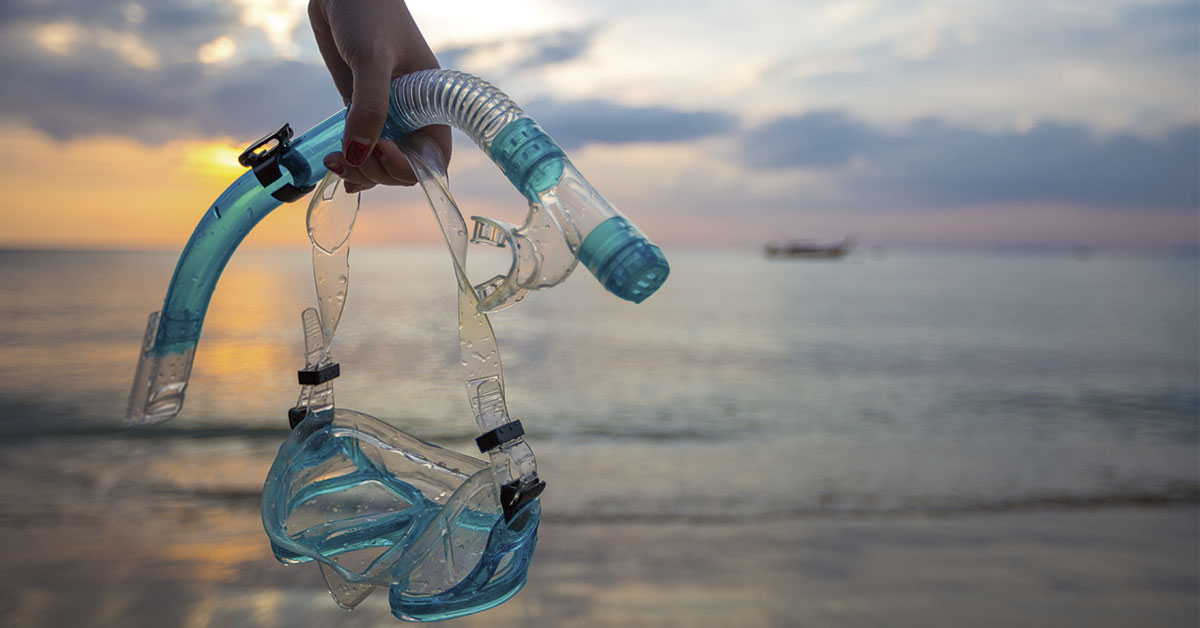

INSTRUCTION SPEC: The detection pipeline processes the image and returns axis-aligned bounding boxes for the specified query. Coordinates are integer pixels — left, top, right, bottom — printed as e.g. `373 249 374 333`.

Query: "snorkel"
128 70 668 425
125 69 669 621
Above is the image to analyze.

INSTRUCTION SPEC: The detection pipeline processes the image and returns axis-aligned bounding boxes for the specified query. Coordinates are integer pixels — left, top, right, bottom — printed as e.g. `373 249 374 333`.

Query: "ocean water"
0 247 1196 526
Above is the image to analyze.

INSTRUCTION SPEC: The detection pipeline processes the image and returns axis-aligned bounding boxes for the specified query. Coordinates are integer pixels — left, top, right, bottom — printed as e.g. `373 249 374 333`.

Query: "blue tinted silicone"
577 216 670 303
489 118 565 202
389 500 539 622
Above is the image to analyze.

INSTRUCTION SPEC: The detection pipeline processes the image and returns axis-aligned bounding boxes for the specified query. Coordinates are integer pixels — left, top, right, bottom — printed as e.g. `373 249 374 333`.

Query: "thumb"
343 58 392 167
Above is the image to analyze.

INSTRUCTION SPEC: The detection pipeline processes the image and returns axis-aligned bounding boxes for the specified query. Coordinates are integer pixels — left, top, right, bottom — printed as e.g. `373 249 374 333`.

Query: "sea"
0 246 1196 528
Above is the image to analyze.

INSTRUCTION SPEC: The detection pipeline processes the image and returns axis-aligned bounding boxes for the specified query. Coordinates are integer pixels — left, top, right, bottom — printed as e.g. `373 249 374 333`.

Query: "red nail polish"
374 145 386 160
345 140 371 167
327 163 344 176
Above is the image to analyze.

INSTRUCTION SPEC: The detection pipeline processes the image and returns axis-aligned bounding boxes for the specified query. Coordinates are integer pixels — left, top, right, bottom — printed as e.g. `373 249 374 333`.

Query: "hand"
309 0 452 192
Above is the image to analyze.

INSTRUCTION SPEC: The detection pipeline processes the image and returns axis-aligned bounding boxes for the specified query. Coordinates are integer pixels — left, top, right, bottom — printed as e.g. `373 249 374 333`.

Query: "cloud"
524 99 736 149
437 26 600 74
744 111 1200 210
0 13 735 153
2 0 241 63
743 111 873 168
0 1 346 142
756 1 1198 136
0 29 339 142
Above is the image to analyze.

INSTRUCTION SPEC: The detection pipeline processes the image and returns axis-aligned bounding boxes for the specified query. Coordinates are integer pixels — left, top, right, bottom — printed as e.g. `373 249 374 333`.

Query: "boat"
764 236 856 259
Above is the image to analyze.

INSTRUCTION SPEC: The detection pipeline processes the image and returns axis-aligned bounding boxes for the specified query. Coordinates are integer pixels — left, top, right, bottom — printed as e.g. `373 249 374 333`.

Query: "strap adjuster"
287 406 309 429
500 477 546 522
475 420 525 453
298 362 340 386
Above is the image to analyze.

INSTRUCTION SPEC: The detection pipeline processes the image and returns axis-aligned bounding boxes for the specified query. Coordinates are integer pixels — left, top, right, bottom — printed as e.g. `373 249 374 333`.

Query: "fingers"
310 0 454 183
371 141 419 184
343 58 392 166
323 138 419 191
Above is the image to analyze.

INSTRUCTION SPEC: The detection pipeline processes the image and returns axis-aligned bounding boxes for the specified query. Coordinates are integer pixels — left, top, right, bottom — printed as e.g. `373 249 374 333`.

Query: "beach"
1 490 1195 627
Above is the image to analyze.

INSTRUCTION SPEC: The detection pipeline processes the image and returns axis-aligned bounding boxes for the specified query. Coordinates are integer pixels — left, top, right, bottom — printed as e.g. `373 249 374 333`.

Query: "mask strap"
398 136 545 520
289 173 358 427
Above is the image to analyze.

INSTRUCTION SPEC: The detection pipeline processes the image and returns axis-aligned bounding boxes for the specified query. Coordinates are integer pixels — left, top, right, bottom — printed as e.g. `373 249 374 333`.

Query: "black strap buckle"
475 420 525 453
298 362 340 386
238 123 316 203
500 477 546 523
287 406 309 429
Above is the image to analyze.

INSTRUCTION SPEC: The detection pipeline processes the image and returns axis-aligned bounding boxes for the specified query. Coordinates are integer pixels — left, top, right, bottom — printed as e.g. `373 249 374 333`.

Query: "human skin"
309 0 453 193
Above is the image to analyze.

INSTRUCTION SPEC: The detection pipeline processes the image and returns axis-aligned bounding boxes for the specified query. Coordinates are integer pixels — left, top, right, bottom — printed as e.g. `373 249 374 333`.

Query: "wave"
128 482 1199 525
539 486 1200 525
1 423 293 441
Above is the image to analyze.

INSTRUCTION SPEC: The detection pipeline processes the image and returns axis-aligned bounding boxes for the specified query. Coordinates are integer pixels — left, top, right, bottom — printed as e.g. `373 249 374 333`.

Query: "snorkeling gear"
125 70 669 621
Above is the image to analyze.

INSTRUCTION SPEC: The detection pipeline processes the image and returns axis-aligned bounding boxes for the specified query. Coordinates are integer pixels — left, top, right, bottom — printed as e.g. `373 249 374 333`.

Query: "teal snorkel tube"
127 69 669 426
126 69 669 621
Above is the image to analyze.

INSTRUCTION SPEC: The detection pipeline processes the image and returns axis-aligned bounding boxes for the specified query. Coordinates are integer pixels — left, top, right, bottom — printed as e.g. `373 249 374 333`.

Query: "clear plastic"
396 136 540 488
307 173 358 342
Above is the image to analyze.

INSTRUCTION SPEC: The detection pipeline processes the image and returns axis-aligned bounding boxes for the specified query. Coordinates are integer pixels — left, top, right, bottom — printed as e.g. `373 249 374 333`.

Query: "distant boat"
764 236 856 259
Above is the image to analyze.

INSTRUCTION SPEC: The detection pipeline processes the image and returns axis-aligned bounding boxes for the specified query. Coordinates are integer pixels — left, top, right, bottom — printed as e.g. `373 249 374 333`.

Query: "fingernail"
373 145 386 160
326 162 344 176
345 138 371 167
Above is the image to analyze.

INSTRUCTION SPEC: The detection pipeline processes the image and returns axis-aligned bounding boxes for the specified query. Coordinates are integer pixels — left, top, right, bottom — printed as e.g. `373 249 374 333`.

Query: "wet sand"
1 504 1195 627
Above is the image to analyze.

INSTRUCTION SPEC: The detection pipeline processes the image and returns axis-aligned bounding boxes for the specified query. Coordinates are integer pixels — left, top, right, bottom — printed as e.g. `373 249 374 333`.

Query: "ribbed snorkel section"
383 70 525 152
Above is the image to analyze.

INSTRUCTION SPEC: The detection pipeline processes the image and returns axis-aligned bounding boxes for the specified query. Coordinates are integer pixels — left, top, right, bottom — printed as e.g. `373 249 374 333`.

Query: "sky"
0 0 1196 249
